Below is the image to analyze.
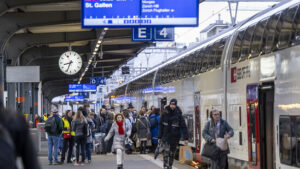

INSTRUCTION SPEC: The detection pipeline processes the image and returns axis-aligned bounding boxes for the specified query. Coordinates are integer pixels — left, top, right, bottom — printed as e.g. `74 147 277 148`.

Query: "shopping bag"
201 142 220 161
179 146 193 164
216 137 228 151
136 138 141 148
146 139 152 146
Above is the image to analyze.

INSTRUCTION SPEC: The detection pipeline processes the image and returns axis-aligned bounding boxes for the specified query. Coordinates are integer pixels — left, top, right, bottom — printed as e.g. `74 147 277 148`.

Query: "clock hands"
66 60 73 72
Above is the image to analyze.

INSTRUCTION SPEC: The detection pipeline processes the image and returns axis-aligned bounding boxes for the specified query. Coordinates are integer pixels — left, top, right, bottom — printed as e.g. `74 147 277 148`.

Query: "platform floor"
39 153 194 169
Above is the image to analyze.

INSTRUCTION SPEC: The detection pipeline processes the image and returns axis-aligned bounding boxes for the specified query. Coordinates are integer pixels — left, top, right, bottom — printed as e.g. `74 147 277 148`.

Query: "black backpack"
45 117 57 134
0 123 16 169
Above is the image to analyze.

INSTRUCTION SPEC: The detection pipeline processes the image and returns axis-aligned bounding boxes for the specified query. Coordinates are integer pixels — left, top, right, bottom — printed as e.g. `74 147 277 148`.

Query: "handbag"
201 142 220 161
64 133 71 139
216 137 228 151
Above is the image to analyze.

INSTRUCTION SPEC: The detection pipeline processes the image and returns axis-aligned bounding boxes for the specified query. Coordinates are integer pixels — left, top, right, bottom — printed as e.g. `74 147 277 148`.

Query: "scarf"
116 121 124 135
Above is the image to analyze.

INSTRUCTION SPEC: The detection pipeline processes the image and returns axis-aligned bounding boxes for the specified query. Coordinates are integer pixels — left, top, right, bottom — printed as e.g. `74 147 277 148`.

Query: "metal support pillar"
32 83 38 116
24 83 32 121
38 82 42 116
0 54 4 109
7 83 16 111
228 1 239 25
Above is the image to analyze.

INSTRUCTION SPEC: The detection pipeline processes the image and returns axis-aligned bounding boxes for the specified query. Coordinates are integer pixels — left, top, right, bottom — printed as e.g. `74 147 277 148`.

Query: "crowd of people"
41 98 191 169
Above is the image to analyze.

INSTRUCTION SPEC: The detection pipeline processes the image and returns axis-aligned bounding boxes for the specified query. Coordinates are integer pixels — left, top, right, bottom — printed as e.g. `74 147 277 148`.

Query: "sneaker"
74 162 80 166
88 160 91 164
81 162 85 166
53 161 61 165
67 161 72 164
48 162 52 165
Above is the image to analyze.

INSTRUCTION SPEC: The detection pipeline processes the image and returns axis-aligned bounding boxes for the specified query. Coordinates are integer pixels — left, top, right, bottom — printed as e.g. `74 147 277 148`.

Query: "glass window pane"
241 25 256 61
263 13 280 54
251 20 268 57
292 5 300 45
195 49 203 73
295 117 300 166
201 46 210 72
278 7 298 49
279 116 292 165
208 43 217 70
231 30 245 64
216 38 226 67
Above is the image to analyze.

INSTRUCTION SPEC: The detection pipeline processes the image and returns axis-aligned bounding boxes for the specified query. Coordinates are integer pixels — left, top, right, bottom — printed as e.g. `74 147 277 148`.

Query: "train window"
231 30 245 64
201 46 211 72
263 13 280 54
239 132 243 146
279 116 293 165
291 5 300 45
239 106 242 126
240 25 256 61
249 103 257 165
278 7 298 49
250 20 268 58
208 43 218 70
215 38 227 68
296 117 300 166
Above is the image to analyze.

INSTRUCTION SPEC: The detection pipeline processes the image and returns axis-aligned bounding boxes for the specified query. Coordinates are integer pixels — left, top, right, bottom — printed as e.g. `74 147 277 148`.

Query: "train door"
194 92 201 162
247 83 274 169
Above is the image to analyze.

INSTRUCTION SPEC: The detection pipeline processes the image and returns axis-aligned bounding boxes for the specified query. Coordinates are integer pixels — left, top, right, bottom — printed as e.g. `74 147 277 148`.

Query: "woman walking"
104 113 131 169
136 110 151 154
72 110 88 166
202 109 234 169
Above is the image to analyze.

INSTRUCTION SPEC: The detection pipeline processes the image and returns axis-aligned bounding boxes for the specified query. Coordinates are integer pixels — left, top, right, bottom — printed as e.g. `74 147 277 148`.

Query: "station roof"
0 0 153 100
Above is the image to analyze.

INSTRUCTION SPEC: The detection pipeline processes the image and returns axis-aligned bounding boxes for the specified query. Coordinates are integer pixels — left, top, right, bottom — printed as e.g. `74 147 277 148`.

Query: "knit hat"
170 99 177 106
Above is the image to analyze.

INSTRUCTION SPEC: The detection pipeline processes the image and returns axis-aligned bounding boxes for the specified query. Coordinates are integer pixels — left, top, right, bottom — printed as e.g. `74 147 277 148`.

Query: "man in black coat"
158 99 188 169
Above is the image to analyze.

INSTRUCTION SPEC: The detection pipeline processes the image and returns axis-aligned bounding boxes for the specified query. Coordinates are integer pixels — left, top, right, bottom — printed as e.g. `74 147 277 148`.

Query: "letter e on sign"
138 28 147 38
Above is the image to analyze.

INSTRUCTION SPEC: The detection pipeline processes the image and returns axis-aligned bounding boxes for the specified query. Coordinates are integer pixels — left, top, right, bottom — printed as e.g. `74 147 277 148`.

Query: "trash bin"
30 128 41 153
37 123 47 141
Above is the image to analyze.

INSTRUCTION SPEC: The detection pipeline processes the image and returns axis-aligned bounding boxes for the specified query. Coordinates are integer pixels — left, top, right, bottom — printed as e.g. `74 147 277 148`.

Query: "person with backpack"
72 110 88 166
85 111 95 163
149 108 160 152
60 110 75 164
202 109 234 169
104 113 131 169
136 109 151 154
45 109 63 165
0 107 41 169
158 99 188 169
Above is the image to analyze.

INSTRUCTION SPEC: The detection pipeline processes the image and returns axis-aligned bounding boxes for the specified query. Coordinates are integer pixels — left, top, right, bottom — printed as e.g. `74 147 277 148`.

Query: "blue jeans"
48 135 59 162
86 143 93 161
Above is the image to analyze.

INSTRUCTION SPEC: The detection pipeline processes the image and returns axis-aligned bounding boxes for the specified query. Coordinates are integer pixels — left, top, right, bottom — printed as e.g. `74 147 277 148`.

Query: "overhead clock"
59 51 82 75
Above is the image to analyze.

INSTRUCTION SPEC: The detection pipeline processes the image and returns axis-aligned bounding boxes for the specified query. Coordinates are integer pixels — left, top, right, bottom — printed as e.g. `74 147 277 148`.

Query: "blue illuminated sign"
69 84 97 92
82 0 199 28
132 27 174 41
90 77 106 85
65 95 84 102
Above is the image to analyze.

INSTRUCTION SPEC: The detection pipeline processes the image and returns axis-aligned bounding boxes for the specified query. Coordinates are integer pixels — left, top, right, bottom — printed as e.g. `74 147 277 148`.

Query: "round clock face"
59 51 82 75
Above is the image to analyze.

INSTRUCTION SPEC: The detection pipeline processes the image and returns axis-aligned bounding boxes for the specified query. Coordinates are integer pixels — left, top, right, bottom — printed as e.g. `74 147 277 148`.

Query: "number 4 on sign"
160 28 168 38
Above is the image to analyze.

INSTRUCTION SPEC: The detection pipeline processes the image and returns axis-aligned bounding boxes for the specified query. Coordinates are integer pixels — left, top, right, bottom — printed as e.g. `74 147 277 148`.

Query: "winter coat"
72 119 87 137
86 117 95 143
47 114 63 136
93 114 101 132
136 115 150 140
202 118 234 143
105 121 131 151
158 106 188 145
149 113 160 144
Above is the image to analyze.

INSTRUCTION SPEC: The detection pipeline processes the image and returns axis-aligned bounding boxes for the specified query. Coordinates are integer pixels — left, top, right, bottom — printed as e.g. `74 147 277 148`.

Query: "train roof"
109 0 300 97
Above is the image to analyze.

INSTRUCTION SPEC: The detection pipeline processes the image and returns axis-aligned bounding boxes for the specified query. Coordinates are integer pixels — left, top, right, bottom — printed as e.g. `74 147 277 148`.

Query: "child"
104 113 131 169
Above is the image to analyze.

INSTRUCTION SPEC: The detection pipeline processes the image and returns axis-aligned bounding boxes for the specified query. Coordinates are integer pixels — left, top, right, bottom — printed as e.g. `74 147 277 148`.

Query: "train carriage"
109 0 300 168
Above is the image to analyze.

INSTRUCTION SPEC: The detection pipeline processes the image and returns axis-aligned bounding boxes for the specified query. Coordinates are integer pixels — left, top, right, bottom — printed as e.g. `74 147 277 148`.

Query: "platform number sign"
90 77 106 86
132 27 174 42
155 27 174 41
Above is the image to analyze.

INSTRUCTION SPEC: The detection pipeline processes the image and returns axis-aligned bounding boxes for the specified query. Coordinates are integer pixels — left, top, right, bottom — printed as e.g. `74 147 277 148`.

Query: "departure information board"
82 0 198 28
69 84 97 92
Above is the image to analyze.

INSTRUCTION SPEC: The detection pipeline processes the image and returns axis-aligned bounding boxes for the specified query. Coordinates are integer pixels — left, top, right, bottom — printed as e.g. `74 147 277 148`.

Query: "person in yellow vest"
60 110 75 164
43 113 48 122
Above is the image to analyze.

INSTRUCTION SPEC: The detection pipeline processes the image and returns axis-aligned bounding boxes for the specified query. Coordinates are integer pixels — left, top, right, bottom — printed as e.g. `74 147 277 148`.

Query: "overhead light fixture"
104 28 109 31
96 44 100 48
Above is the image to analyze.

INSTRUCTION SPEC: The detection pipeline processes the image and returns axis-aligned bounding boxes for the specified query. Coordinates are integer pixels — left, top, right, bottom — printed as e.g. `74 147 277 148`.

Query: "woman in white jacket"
104 113 131 169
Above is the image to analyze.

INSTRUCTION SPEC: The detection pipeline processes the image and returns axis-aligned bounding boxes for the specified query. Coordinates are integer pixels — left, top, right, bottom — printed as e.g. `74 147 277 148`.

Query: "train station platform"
39 152 194 169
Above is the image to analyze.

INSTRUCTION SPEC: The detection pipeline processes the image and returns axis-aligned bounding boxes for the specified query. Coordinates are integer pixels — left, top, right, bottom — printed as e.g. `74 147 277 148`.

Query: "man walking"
45 107 63 165
158 99 188 169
